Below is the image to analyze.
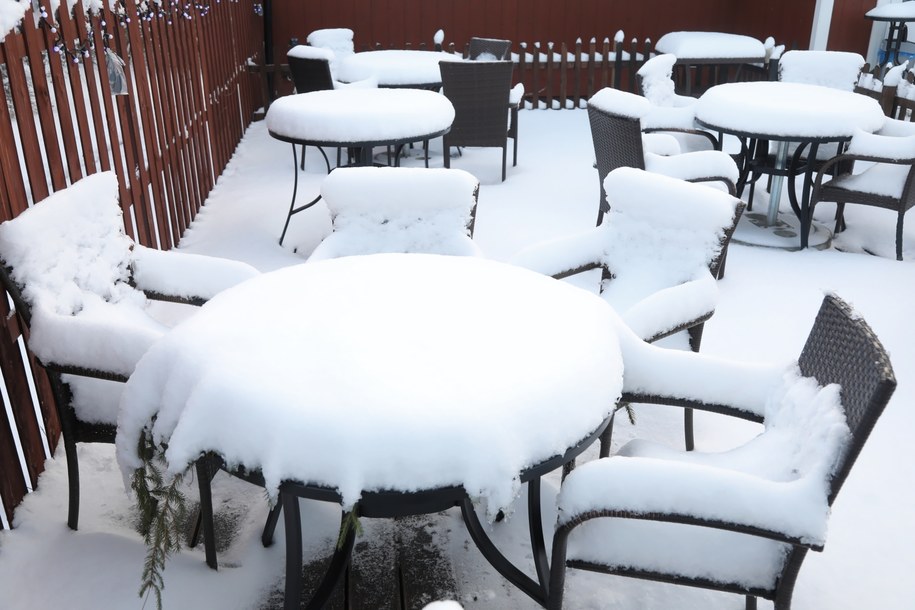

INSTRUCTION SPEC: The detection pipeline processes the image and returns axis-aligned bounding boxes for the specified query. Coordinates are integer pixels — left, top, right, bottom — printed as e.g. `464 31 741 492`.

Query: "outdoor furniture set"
271 34 522 243
0 162 897 609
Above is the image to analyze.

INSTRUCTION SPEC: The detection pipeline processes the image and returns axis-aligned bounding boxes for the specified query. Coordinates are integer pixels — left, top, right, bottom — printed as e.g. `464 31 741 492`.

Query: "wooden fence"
262 35 775 110
0 0 263 528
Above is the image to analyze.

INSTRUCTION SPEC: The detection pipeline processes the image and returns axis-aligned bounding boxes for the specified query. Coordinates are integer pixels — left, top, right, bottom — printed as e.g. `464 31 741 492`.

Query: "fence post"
532 42 541 109
546 42 554 108
559 42 568 109
574 38 583 107
519 42 528 109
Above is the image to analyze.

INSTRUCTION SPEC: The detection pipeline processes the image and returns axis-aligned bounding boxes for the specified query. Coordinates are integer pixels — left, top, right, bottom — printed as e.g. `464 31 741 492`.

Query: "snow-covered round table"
117 253 624 608
337 49 464 89
265 88 455 245
695 81 885 248
866 2 915 65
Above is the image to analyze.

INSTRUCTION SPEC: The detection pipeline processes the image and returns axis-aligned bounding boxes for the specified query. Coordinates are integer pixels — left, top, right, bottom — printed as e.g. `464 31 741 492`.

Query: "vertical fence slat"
57 2 96 177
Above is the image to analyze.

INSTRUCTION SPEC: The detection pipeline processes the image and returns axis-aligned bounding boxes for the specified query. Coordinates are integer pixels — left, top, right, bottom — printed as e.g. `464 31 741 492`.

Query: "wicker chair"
588 87 739 225
286 45 377 172
744 50 869 208
440 60 514 181
306 166 482 261
548 294 896 610
468 36 512 60
0 172 258 533
511 168 745 452
809 125 915 260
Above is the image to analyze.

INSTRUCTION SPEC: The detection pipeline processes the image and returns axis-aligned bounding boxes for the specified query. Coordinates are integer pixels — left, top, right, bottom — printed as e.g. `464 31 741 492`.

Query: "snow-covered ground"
0 108 913 609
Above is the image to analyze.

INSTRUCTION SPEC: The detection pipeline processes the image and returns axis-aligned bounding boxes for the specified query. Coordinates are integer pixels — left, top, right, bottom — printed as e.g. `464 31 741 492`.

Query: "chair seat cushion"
566 515 791 592
826 163 910 199
644 150 739 185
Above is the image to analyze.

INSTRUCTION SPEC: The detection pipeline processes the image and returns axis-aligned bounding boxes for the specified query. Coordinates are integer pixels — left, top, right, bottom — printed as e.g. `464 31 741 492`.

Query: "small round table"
265 88 455 245
866 2 915 65
117 253 625 609
695 81 885 248
337 49 464 89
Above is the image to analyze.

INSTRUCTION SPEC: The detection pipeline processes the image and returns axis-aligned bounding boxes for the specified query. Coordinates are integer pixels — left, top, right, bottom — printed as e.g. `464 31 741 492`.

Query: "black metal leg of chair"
261 502 282 547
423 139 430 168
64 435 80 531
527 477 550 594
502 145 507 181
195 458 218 570
282 492 302 610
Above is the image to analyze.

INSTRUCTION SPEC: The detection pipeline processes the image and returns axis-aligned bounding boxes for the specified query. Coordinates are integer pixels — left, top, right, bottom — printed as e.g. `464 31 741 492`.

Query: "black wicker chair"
440 60 514 181
809 126 915 260
468 36 512 60
548 293 896 610
511 167 744 452
588 87 738 226
286 46 338 172
0 172 258 533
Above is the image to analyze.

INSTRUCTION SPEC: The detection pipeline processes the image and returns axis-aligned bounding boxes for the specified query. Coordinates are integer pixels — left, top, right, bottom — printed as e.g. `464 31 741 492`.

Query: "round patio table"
695 81 885 248
264 88 455 245
866 2 915 65
337 49 464 89
116 253 624 609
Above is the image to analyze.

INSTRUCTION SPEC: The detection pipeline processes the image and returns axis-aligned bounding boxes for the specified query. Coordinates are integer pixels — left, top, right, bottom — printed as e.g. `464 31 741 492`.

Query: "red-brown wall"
269 0 870 69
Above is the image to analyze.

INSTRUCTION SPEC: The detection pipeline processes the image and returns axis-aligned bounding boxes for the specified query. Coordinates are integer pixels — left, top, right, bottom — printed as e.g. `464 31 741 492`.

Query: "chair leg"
897 210 905 261
64 435 80 531
299 145 305 171
444 143 451 169
195 458 219 570
502 145 507 181
261 502 283 547
834 203 846 233
746 596 758 610
547 525 572 610
423 139 430 168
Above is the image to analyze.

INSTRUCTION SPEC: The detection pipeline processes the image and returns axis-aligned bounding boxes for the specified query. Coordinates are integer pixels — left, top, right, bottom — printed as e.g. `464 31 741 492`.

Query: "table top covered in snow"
694 81 886 142
655 31 766 62
117 253 624 511
264 88 455 147
338 49 464 87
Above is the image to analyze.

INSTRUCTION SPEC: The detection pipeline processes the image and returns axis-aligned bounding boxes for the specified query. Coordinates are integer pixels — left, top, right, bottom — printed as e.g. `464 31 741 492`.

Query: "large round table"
695 81 885 248
264 88 455 245
117 253 624 609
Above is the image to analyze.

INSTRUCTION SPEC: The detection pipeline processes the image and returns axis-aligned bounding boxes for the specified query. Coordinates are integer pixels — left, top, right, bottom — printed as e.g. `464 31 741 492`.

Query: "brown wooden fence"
0 0 263 528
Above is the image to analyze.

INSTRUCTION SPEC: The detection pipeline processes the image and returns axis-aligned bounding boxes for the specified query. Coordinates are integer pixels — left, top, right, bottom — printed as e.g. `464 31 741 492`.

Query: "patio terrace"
0 108 912 609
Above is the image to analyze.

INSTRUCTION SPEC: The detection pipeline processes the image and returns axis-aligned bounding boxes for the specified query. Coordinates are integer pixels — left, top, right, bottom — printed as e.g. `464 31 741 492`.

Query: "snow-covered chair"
305 27 355 76
587 87 739 225
637 54 744 159
306 166 482 261
511 168 744 450
0 172 258 531
777 50 866 91
742 50 870 209
809 125 915 260
547 293 896 610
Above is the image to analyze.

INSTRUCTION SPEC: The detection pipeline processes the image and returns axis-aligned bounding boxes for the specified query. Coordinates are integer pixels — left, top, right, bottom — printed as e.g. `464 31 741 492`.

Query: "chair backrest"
306 28 354 75
636 53 680 106
0 172 138 321
287 45 335 93
440 61 513 148
891 70 915 121
796 294 896 505
599 167 743 286
777 50 866 91
587 88 650 215
468 37 512 60
307 166 482 261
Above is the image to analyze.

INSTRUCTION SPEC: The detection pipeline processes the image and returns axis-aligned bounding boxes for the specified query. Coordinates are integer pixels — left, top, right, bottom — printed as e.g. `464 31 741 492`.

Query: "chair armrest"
617 274 717 342
614 324 789 421
131 245 259 305
814 152 914 193
28 305 164 379
509 228 607 279
557 456 828 548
